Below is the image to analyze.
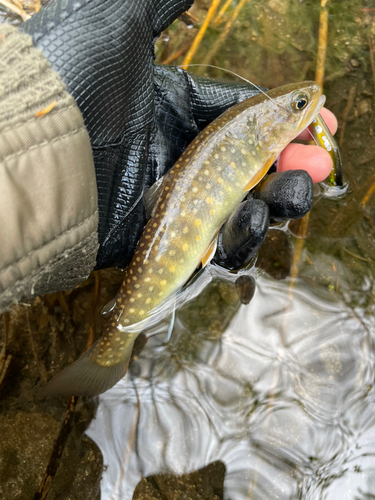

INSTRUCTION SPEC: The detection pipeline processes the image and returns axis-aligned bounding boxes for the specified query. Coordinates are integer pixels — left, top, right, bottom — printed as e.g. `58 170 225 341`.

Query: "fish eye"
291 93 309 111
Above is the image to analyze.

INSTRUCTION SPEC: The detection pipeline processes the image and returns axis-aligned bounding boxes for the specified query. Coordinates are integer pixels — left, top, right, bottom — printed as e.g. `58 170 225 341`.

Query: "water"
1 0 375 499
86 274 375 499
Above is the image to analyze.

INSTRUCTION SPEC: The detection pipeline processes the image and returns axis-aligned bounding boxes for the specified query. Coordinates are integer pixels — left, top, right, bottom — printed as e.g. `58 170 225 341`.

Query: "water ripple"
86 274 373 499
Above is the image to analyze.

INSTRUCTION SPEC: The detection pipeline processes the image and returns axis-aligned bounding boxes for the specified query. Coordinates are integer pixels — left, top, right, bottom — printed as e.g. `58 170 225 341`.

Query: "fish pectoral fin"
164 303 176 344
201 231 220 268
244 154 277 192
143 177 165 219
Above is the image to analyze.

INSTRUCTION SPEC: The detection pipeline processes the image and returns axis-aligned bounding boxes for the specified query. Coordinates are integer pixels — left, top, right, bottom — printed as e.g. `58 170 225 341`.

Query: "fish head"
249 81 325 155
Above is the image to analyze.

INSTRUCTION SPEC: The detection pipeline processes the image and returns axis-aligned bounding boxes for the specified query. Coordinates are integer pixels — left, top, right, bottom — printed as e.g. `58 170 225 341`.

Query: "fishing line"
181 63 290 113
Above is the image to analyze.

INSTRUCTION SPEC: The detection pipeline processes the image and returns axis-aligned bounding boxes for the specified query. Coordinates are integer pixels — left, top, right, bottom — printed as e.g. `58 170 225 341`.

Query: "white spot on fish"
315 125 322 133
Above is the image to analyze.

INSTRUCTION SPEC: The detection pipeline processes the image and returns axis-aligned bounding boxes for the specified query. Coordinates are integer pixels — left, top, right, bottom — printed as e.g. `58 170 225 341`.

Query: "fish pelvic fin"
201 230 220 268
244 155 277 192
41 339 134 397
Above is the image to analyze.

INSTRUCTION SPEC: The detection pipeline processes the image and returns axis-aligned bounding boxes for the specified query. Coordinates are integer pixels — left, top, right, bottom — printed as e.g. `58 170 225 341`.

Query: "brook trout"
45 81 325 396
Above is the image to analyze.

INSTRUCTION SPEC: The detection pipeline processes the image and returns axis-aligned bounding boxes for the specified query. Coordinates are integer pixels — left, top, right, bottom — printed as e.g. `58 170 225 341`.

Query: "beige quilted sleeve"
0 24 99 313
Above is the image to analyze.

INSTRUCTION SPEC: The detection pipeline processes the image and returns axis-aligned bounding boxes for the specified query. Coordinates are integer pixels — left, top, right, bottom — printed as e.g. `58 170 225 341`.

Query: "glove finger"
253 170 313 220
152 0 193 37
215 199 269 270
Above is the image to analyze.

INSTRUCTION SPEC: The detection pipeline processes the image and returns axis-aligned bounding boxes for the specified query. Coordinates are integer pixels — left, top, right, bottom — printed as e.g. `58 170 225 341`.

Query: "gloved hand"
21 0 336 272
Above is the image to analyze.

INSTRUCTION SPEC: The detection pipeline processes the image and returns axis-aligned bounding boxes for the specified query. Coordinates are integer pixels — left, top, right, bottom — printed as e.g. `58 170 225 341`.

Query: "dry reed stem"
11 0 24 11
368 34 375 136
361 179 375 207
247 5 331 497
213 0 233 26
162 45 189 65
35 396 78 500
199 0 249 74
288 0 330 284
181 0 222 70
26 308 48 382
86 271 100 350
0 0 30 20
0 312 11 390
315 0 329 87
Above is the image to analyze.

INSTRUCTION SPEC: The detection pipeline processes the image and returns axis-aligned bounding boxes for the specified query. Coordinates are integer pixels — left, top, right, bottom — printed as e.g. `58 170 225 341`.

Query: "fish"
44 81 325 396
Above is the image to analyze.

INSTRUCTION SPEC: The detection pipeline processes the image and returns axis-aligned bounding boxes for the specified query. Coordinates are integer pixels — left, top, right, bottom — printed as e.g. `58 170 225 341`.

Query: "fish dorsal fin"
144 177 165 219
201 230 220 268
244 154 276 192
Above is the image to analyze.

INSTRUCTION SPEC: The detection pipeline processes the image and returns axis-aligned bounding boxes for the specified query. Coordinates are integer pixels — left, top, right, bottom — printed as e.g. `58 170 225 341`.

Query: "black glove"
22 0 313 271
215 169 313 270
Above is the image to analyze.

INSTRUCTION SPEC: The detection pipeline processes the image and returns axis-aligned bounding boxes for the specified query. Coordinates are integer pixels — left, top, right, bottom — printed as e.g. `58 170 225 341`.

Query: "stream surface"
0 1 375 499
87 273 375 499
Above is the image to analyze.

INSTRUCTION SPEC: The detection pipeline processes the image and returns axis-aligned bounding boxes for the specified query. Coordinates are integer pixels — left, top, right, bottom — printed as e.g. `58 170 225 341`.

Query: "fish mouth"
306 94 326 128
295 93 325 134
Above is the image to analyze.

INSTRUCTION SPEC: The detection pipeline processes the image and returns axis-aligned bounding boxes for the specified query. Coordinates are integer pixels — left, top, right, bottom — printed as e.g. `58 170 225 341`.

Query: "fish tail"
41 339 134 397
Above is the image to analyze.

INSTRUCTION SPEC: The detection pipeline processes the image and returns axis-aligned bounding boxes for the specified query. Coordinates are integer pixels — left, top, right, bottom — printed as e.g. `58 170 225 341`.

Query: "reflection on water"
87 273 375 499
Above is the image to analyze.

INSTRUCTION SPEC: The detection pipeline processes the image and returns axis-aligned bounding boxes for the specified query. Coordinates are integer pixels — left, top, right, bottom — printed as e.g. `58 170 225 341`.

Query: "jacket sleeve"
0 24 98 313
